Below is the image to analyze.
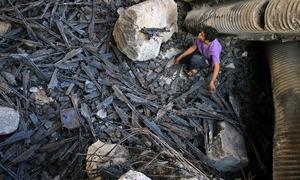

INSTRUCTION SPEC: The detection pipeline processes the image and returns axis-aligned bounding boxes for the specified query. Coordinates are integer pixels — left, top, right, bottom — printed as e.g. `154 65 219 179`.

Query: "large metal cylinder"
185 0 300 35
265 0 300 32
266 42 300 180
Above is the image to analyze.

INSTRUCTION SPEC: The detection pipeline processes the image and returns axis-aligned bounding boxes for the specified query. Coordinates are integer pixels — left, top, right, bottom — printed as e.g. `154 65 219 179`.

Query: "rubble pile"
0 0 273 179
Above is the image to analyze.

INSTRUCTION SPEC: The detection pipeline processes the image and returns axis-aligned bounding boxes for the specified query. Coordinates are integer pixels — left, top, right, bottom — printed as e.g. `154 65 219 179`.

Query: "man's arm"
175 44 197 63
210 63 220 94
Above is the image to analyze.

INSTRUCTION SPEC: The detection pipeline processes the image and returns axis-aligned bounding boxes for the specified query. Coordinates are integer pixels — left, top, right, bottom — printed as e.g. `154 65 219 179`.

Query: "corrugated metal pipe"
265 0 300 32
185 0 300 178
185 0 300 35
265 42 300 180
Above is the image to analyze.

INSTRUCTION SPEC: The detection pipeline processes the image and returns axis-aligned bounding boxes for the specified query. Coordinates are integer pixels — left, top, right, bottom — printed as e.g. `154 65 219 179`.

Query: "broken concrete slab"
119 170 151 180
0 21 11 36
113 0 177 61
206 121 248 172
0 107 20 135
86 140 129 179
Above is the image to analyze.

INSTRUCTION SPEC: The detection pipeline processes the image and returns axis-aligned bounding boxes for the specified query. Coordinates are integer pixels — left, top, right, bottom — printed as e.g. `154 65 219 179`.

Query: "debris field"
0 0 273 179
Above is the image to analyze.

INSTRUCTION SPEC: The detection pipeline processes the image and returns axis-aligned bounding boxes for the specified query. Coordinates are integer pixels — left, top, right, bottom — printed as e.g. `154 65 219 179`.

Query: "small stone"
0 107 20 135
96 109 107 119
242 51 248 57
117 7 125 15
85 80 97 93
225 63 235 69
86 140 129 180
29 87 39 93
0 21 11 36
119 170 151 180
164 77 173 85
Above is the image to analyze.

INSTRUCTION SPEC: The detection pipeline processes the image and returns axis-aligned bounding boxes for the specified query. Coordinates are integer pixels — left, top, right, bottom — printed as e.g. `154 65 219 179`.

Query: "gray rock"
225 63 235 69
117 7 125 16
0 21 11 36
86 140 129 180
113 0 177 61
206 121 248 172
242 51 248 57
96 109 107 119
0 107 20 135
119 170 151 180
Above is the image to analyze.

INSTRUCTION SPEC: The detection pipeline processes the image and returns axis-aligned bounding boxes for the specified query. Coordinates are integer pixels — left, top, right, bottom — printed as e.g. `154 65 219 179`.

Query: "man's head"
197 31 206 42
197 27 218 42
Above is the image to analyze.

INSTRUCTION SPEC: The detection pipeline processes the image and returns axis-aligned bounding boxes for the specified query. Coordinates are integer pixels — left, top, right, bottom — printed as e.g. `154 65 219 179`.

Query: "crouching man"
175 29 222 94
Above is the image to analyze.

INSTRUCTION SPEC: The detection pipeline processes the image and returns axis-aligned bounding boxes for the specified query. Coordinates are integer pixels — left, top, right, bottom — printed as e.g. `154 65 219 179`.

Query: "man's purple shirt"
195 39 222 66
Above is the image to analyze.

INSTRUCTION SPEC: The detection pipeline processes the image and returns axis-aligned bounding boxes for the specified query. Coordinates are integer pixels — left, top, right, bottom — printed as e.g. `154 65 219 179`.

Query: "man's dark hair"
202 26 218 41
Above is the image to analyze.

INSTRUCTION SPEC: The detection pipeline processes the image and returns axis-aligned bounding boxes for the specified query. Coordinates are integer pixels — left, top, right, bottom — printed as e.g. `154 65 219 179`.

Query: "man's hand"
174 44 197 64
210 63 219 94
174 56 181 64
210 80 216 94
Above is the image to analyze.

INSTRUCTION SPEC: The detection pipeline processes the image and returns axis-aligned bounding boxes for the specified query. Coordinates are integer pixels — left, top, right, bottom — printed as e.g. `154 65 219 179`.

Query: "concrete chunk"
0 107 20 135
0 21 11 36
113 0 177 61
86 140 129 180
206 121 248 172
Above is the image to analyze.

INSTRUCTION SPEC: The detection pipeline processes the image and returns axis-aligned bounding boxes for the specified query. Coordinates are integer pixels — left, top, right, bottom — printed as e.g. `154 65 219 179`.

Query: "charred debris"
0 0 273 179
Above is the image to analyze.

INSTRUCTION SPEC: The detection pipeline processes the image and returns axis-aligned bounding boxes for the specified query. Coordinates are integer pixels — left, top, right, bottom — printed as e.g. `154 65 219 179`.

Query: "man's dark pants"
179 53 209 71
179 53 214 89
